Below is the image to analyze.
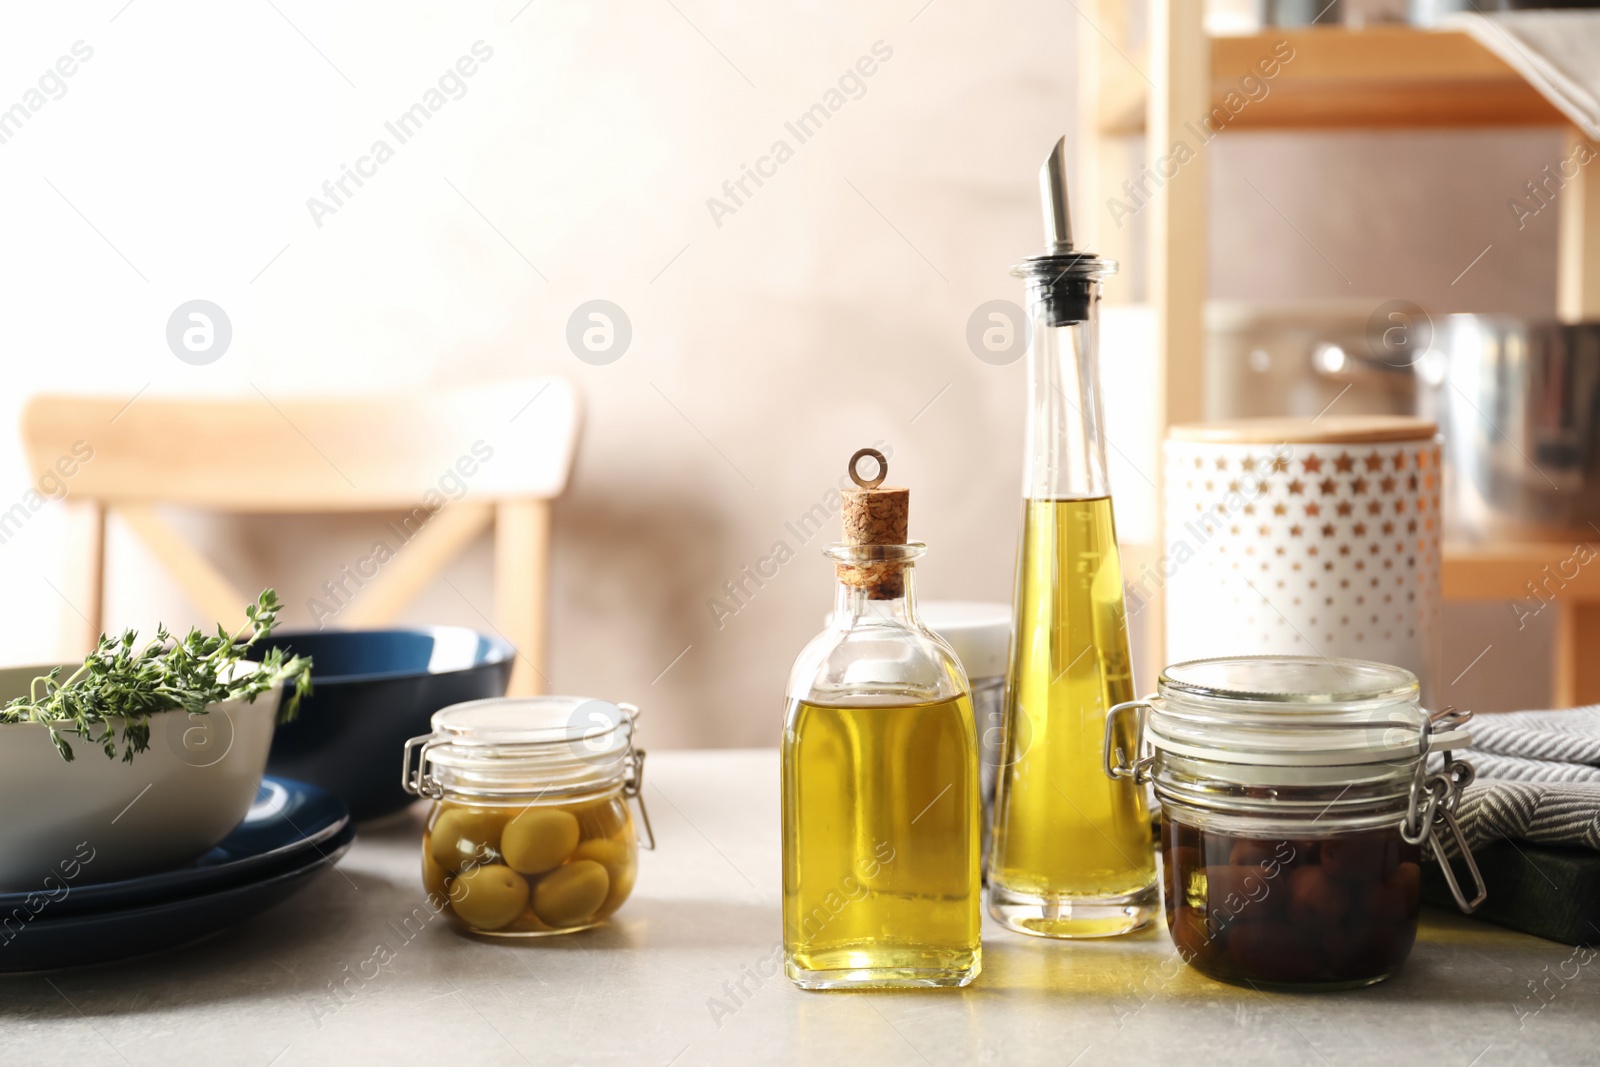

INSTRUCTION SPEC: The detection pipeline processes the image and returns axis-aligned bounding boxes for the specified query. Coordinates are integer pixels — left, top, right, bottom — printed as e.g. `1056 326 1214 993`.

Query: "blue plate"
0 777 349 919
0 821 355 973
260 627 514 820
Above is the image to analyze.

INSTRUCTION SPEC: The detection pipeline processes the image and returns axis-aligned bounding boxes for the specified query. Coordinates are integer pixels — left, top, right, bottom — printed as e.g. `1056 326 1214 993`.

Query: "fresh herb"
0 589 312 763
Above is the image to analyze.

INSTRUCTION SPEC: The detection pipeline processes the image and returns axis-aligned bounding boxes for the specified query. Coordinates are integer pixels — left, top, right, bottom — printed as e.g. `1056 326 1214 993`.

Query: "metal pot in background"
1207 303 1600 540
1258 0 1344 24
1255 0 1598 30
1437 315 1600 541
1206 301 1426 422
1411 1 1600 26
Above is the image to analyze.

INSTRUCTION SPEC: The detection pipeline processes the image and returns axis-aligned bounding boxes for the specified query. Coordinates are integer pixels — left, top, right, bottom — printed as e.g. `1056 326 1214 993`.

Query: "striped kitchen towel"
1453 781 1600 853
1468 707 1600 785
1449 706 1600 852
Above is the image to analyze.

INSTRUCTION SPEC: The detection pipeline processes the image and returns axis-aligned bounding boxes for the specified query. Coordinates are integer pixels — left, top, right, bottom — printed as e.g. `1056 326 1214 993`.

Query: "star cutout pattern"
1164 438 1441 694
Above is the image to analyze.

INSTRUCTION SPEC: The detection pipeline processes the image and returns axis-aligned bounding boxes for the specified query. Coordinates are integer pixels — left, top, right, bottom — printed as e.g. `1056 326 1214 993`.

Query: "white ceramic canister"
919 601 1011 874
1159 416 1442 706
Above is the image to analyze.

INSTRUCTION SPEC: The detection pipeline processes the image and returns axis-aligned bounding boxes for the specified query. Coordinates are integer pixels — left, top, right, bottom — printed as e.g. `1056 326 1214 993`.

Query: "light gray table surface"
4 749 1596 1066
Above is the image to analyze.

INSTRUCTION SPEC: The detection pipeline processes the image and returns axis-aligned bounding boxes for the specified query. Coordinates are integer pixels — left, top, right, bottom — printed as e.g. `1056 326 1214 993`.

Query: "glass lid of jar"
404 697 654 837
1141 656 1467 767
420 697 637 784
1160 656 1418 705
431 696 631 746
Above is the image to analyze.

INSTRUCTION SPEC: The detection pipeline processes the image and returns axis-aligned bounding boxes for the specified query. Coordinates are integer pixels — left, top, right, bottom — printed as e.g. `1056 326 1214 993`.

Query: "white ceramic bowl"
0 665 281 890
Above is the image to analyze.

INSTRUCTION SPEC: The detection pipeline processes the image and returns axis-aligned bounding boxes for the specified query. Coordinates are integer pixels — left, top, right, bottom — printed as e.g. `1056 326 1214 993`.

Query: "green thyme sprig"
0 589 313 763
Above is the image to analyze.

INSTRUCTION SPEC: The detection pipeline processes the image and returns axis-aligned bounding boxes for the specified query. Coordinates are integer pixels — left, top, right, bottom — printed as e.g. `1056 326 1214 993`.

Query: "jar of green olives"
1105 656 1486 990
402 697 654 937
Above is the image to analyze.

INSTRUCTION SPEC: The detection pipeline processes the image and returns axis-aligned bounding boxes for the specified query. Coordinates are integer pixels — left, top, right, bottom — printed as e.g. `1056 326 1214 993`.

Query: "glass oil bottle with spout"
781 448 981 989
986 139 1157 938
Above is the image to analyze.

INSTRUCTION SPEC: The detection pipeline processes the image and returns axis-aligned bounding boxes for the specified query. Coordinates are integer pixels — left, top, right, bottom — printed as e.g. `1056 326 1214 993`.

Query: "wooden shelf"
1443 541 1600 601
1099 26 1566 134
1122 540 1600 603
1087 3 1599 703
1441 540 1600 706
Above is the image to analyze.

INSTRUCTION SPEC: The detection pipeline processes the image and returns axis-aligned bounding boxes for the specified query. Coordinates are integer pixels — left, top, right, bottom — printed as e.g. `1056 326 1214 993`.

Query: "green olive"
501 807 581 875
532 860 610 927
571 838 634 912
572 797 628 839
604 857 636 914
428 806 505 873
572 837 627 869
576 838 636 915
421 850 453 904
450 864 529 930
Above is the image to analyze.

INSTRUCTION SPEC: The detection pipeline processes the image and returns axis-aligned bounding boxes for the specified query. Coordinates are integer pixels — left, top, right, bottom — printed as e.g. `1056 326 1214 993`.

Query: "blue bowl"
260 627 515 820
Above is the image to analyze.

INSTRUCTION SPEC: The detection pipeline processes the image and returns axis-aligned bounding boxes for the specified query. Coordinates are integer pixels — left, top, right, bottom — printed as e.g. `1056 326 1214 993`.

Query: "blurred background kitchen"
0 0 1590 748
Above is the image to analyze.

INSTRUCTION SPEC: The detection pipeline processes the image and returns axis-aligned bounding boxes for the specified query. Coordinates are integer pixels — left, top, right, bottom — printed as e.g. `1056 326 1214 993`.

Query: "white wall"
0 2 1566 750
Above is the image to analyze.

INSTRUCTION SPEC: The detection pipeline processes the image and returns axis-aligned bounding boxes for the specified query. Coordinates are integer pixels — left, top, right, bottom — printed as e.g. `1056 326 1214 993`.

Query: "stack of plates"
0 777 353 972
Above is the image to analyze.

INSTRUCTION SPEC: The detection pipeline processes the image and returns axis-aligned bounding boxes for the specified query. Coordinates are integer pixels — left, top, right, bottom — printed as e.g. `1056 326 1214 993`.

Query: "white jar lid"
430 695 630 747
920 601 1012 680
1148 656 1467 769
414 696 637 796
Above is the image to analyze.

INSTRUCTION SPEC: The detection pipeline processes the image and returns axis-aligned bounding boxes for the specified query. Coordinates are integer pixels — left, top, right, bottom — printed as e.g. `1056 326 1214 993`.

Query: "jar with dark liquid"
1105 656 1486 989
1164 820 1422 986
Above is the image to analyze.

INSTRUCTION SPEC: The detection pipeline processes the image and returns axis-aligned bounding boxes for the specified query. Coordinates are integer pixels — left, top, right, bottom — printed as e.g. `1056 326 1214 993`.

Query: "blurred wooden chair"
20 378 580 696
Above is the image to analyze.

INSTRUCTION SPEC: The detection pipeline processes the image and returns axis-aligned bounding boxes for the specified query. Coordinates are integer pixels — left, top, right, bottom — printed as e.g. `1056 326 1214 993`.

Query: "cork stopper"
837 448 910 600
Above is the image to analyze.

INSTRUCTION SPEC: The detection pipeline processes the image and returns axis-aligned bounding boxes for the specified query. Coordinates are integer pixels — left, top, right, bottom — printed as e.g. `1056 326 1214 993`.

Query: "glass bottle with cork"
781 448 981 989
986 138 1158 938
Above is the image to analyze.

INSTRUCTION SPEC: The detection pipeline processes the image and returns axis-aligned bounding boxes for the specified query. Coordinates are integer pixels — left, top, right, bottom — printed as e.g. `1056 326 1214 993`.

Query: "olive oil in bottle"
781 450 981 989
987 139 1157 938
782 694 979 979
988 498 1154 930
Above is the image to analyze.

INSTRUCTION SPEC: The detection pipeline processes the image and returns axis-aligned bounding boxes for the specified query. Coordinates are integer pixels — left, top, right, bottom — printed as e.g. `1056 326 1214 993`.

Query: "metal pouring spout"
1013 136 1111 326
1039 135 1074 254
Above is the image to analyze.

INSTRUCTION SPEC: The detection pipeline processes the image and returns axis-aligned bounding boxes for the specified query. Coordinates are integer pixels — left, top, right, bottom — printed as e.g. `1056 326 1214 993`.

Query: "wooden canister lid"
1168 415 1436 445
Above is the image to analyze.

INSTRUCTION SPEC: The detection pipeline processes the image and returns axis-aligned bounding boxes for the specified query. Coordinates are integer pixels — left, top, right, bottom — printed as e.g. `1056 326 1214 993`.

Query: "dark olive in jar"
1287 865 1350 929
1160 818 1421 988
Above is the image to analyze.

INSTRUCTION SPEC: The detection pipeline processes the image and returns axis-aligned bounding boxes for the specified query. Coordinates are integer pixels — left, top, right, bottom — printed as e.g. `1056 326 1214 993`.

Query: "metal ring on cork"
848 448 888 490
835 448 912 599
